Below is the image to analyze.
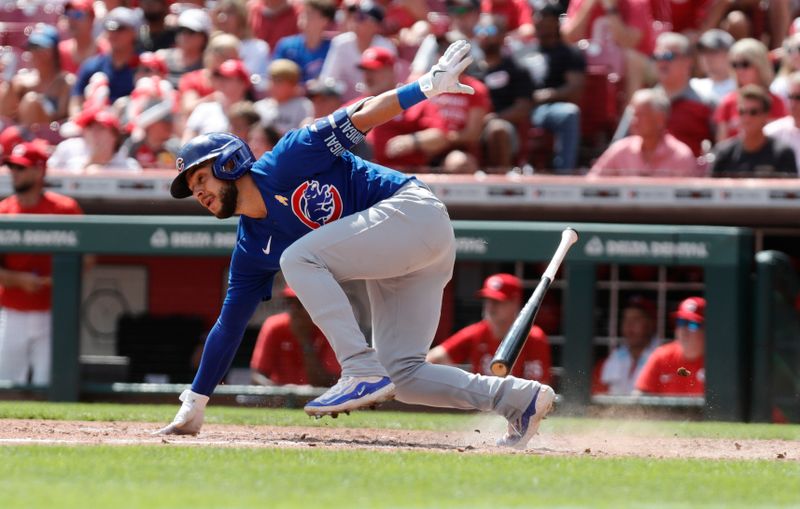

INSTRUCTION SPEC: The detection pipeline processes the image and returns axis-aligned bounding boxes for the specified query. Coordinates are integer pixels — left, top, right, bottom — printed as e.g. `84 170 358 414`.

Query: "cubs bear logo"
291 180 343 229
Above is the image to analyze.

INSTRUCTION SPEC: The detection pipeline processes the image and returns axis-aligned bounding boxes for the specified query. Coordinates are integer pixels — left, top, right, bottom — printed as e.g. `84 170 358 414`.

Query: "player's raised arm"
349 40 474 133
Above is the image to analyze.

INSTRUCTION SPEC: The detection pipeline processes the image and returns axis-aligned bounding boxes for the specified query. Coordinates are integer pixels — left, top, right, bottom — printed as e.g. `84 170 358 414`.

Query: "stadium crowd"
1 0 800 176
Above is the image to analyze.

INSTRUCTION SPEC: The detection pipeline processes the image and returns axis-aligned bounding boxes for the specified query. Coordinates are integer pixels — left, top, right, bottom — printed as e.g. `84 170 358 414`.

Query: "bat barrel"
490 276 552 376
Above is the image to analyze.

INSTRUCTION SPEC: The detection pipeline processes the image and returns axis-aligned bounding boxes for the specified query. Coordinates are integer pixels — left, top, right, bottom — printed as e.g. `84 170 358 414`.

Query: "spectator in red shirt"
429 37 492 173
0 141 83 385
427 273 551 383
562 0 655 102
177 33 242 121
715 38 787 142
358 47 448 169
58 0 101 75
481 0 534 40
250 286 340 386
247 0 300 51
635 297 706 396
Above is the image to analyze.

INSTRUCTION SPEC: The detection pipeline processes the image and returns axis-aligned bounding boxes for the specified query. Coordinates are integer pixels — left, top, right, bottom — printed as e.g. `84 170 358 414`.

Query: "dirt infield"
0 419 796 460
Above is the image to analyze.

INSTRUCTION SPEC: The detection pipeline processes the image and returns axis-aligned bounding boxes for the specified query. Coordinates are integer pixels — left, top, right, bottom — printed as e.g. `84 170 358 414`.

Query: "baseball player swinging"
156 40 555 448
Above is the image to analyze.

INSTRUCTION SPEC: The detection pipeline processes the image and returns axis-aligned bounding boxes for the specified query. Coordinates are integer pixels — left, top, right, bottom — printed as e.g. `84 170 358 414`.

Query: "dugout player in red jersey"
427 273 552 384
0 141 83 385
250 286 340 387
635 296 706 396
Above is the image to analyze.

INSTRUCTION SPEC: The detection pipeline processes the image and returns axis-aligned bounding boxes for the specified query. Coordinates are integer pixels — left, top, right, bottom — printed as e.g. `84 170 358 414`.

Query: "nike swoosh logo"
355 386 366 397
432 69 445 78
262 236 272 255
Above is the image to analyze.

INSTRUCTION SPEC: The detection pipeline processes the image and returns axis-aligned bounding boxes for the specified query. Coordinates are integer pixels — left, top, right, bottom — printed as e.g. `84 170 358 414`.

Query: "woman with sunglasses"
634 297 707 396
714 37 786 142
770 32 800 109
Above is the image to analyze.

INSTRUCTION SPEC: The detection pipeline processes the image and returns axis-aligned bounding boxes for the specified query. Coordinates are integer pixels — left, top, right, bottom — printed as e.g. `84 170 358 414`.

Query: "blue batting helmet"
170 132 256 199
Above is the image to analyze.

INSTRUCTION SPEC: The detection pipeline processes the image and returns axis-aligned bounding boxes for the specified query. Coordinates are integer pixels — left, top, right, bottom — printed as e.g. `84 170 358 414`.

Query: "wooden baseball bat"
490 228 579 377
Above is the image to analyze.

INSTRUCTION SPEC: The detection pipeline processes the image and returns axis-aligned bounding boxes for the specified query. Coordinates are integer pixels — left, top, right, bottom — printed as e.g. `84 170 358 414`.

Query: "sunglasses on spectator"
730 60 752 69
6 163 29 172
788 94 800 101
447 5 474 15
473 25 498 37
652 51 682 62
675 318 703 331
65 10 88 20
737 106 766 116
786 45 800 54
177 27 201 35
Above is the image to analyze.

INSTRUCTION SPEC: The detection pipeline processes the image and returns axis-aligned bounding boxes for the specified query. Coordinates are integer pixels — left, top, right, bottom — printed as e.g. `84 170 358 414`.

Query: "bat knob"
490 361 509 377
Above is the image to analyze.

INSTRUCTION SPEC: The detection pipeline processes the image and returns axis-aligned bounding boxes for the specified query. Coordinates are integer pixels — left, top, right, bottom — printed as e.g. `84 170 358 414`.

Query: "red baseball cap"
215 59 250 84
358 47 395 70
0 126 27 160
75 108 121 131
65 0 94 12
6 140 49 168
281 286 297 298
476 273 522 302
138 51 169 75
672 296 706 323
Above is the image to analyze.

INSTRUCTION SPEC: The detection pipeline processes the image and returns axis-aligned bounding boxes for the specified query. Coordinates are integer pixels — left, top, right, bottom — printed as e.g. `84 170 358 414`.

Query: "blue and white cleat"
497 383 556 449
304 376 396 418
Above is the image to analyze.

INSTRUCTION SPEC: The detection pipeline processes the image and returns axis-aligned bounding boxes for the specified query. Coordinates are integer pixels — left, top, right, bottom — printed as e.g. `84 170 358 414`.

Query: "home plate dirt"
0 419 796 461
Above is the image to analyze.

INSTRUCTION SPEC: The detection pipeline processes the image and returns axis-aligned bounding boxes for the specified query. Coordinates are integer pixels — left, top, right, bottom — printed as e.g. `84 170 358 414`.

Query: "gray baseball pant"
280 181 538 421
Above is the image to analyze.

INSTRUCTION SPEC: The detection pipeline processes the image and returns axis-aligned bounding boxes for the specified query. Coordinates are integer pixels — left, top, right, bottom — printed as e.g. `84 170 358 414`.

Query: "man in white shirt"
765 71 800 172
599 295 661 396
318 0 396 101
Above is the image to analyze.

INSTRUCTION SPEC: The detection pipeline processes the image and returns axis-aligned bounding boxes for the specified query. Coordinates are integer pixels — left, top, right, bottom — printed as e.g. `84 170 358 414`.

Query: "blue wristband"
397 81 427 110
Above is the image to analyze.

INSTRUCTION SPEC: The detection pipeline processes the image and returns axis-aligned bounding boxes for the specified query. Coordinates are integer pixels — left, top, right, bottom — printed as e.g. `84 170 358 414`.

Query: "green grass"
1 401 799 439
2 401 800 508
1 446 798 509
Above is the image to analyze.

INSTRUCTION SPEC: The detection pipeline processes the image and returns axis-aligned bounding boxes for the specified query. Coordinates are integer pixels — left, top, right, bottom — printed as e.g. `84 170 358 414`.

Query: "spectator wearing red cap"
427 274 552 384
354 46 448 169
635 296 706 396
0 24 72 127
123 77 180 169
183 59 256 142
0 140 83 386
254 59 313 135
176 33 242 121
247 0 300 51
49 109 141 172
594 295 662 395
250 286 340 386
318 0 397 101
59 0 101 75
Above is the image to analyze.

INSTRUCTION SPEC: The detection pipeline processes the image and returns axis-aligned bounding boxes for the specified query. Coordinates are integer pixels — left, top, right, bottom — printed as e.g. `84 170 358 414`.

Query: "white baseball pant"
0 308 52 385
280 181 538 421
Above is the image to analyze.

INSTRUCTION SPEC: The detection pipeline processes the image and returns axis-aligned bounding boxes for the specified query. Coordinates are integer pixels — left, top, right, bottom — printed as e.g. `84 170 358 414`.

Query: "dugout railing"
0 216 754 421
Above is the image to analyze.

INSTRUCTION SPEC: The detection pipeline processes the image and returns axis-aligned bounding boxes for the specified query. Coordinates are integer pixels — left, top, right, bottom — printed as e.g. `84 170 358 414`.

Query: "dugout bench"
0 217 754 421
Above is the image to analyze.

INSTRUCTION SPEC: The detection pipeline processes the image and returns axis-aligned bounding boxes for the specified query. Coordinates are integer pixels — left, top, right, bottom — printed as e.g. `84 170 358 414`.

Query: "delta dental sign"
583 235 709 259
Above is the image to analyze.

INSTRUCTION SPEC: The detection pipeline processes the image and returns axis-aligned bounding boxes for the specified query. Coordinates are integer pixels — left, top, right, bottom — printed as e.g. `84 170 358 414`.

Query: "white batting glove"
154 389 209 436
418 39 475 98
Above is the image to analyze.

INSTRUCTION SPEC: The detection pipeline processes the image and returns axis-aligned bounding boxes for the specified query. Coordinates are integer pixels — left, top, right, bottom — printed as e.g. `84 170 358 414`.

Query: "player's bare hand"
418 39 474 98
153 389 209 436
385 134 416 158
15 272 51 293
